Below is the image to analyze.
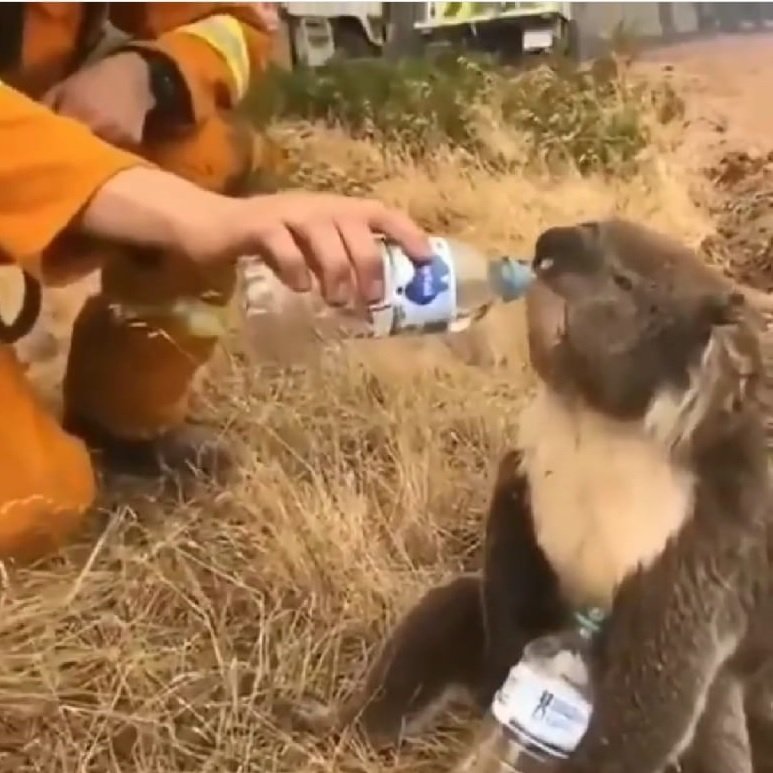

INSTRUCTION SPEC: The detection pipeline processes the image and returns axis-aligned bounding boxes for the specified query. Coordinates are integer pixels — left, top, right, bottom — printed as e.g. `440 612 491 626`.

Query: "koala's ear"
578 221 601 239
700 291 746 327
534 225 586 261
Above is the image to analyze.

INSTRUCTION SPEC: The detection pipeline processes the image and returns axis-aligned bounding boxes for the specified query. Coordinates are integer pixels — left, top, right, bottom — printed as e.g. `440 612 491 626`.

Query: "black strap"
0 271 42 345
67 2 109 74
0 4 25 74
119 44 195 135
0 4 109 79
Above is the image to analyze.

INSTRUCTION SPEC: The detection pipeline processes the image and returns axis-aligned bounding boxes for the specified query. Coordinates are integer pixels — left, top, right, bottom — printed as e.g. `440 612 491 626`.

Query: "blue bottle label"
370 237 457 336
403 254 450 306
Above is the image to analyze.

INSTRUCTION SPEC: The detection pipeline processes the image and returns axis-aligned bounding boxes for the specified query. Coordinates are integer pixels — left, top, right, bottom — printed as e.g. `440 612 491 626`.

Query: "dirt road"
634 32 773 295
643 31 773 155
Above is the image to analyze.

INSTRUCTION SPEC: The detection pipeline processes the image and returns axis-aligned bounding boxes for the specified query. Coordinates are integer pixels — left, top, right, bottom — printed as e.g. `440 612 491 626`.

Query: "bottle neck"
573 606 606 637
488 257 535 301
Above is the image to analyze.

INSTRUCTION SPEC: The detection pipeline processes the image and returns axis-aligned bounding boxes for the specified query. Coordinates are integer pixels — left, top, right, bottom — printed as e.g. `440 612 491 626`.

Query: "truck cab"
412 2 578 60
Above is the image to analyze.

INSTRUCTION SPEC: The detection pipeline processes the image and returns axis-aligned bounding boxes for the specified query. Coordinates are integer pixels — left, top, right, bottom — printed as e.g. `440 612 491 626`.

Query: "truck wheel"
568 19 581 59
556 17 580 60
284 16 306 68
332 20 379 59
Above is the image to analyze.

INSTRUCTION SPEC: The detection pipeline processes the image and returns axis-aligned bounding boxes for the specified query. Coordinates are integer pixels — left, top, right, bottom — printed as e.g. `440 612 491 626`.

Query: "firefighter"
0 3 430 561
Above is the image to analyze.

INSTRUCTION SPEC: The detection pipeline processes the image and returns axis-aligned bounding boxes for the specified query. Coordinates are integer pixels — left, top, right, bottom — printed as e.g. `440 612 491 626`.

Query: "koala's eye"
613 273 634 291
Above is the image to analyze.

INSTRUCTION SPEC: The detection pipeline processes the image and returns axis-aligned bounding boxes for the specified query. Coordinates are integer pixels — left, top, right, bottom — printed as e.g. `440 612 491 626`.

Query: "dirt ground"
2 32 773 773
641 32 773 293
644 32 773 152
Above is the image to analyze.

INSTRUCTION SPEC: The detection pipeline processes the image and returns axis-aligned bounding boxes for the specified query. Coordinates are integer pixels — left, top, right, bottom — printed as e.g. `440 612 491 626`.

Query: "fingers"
45 90 142 147
41 86 61 110
254 2 281 32
119 110 146 148
254 227 312 293
335 220 385 304
291 219 354 306
243 193 430 307
41 55 154 149
364 203 432 263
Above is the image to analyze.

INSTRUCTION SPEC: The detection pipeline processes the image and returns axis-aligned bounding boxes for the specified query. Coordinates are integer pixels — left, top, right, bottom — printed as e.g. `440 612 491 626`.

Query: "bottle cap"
574 606 606 634
489 257 535 301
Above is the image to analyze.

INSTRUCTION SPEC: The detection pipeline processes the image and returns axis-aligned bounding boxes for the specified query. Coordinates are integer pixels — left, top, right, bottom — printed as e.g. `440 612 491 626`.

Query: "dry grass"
248 52 684 180
1 56 716 771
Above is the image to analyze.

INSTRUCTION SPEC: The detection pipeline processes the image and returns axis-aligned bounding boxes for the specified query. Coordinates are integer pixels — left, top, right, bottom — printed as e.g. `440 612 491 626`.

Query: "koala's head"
525 219 763 446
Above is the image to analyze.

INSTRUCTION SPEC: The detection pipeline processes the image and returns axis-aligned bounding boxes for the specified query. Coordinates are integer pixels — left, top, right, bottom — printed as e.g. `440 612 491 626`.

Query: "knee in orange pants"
63 111 256 440
0 346 95 561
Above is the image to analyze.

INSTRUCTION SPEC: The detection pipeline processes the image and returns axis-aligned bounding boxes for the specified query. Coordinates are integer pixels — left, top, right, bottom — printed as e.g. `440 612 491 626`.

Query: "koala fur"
290 219 773 773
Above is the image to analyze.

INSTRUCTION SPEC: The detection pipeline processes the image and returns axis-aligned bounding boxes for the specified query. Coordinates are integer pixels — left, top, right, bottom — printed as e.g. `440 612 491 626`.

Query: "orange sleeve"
109 3 275 121
0 82 145 278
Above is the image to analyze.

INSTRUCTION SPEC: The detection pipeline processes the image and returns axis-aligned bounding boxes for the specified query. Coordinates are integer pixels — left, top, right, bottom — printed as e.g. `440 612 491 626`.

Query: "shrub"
243 50 683 177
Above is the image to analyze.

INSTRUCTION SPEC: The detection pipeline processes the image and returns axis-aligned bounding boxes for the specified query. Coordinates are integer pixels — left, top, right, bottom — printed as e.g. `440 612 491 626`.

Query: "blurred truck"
412 2 578 59
276 2 388 67
274 1 577 68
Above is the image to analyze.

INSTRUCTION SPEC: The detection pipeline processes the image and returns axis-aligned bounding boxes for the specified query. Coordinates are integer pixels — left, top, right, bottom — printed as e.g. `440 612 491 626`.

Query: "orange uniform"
0 3 274 560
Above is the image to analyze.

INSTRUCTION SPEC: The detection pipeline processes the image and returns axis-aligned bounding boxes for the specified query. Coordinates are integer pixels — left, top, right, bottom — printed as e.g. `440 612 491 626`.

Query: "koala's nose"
533 223 599 277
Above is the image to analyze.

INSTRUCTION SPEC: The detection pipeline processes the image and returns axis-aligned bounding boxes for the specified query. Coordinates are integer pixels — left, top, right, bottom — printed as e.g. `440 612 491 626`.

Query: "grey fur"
287 219 773 773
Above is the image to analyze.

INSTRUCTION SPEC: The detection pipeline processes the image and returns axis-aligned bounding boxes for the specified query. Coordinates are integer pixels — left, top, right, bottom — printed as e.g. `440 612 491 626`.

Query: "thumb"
41 85 62 110
368 206 433 263
125 111 148 149
254 2 280 32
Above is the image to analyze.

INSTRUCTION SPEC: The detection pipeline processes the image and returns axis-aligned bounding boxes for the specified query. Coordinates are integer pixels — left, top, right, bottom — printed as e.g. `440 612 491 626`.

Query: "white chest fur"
517 387 696 609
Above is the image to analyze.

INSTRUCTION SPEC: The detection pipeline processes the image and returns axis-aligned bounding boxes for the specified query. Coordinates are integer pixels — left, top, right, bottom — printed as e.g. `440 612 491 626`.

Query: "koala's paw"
273 693 342 737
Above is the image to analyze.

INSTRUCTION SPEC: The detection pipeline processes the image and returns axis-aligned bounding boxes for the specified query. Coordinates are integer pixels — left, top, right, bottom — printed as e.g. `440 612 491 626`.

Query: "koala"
290 219 773 773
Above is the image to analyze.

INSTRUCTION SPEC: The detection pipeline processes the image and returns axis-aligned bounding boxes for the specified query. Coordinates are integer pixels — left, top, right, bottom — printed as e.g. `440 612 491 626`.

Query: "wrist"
79 166 204 252
79 166 249 264
117 46 195 134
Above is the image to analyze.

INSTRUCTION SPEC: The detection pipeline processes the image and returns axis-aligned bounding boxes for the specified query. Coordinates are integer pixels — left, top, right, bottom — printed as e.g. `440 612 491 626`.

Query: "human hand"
79 168 432 307
222 191 432 305
249 2 281 33
43 53 155 148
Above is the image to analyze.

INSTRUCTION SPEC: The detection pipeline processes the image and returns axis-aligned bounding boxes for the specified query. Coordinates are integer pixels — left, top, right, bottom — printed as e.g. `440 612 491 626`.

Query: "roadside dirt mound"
701 149 773 292
637 33 773 297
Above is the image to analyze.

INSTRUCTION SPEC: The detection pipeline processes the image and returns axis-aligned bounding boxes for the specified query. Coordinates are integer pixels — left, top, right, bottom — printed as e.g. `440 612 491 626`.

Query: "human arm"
44 4 278 147
0 81 430 301
107 2 277 119
77 166 430 304
0 80 146 281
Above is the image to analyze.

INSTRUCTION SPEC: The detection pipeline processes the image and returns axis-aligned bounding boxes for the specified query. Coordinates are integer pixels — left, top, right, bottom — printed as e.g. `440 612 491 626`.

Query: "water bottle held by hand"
370 236 534 336
240 235 535 362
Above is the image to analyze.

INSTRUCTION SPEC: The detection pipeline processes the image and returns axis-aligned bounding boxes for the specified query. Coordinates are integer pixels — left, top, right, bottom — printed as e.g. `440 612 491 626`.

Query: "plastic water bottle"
452 608 605 773
240 236 534 363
